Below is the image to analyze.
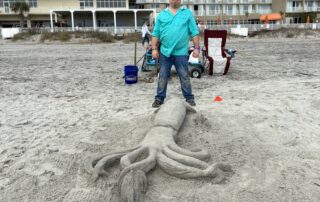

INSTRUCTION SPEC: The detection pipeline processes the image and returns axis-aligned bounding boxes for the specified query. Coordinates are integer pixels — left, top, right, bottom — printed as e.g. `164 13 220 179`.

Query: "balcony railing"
286 7 303 12
256 0 272 3
207 10 222 16
136 0 167 3
193 0 206 4
223 10 237 15
2 7 11 14
304 7 318 12
239 0 255 3
223 0 238 3
256 9 271 14
205 0 222 3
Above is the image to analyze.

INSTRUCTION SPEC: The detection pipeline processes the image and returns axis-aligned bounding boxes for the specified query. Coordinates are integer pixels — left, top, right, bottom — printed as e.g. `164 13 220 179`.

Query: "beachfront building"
273 0 320 23
0 0 155 33
136 0 320 25
0 0 319 29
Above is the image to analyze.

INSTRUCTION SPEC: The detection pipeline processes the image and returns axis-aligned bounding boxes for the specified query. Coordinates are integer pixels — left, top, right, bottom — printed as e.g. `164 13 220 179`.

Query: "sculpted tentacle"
168 144 210 161
157 152 211 178
120 146 146 168
91 153 126 181
86 146 140 175
118 148 157 185
163 146 209 169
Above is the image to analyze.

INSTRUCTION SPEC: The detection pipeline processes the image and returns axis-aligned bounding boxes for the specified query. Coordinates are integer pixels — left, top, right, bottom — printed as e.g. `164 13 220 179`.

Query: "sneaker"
187 100 196 106
152 100 163 108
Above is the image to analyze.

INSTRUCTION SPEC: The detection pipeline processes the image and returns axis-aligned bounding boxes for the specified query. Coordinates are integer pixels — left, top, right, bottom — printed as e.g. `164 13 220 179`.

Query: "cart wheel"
190 68 201 78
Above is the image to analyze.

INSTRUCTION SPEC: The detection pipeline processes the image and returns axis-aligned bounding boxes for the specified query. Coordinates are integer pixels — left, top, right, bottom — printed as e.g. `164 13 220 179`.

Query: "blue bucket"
124 65 138 84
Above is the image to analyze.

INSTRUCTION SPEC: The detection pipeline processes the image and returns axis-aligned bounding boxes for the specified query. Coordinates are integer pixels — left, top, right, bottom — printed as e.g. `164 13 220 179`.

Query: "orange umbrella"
260 13 281 22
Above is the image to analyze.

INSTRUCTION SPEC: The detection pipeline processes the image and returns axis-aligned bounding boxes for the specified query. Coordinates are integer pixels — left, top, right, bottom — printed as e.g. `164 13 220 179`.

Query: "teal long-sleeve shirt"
152 7 199 57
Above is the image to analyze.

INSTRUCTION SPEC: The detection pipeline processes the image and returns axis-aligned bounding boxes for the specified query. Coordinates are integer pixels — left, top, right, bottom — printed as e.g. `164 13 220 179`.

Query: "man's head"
169 0 181 9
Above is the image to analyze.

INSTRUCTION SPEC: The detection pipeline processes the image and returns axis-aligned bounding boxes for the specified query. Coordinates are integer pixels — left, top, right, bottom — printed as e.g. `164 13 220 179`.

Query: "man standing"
151 0 200 108
141 20 151 46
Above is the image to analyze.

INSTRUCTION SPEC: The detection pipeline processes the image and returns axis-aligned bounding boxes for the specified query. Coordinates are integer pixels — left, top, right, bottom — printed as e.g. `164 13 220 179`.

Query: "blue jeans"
155 53 194 102
142 35 149 46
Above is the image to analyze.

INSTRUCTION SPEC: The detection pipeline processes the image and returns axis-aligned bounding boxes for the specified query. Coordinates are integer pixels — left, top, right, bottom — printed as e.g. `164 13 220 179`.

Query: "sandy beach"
1 37 320 201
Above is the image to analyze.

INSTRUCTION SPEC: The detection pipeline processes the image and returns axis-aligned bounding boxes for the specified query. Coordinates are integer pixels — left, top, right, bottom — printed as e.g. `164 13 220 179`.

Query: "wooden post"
134 39 137 65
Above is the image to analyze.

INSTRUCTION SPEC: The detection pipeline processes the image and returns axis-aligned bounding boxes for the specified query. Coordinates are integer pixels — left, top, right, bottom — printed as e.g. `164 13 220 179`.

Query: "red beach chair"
203 30 235 75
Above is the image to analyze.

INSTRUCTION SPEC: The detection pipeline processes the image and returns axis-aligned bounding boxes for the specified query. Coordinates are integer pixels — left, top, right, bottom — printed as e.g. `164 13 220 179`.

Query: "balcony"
256 9 271 14
206 0 222 3
136 0 167 3
223 0 238 3
195 0 206 3
0 6 11 14
304 7 318 12
193 10 199 16
207 10 222 16
239 10 250 15
239 0 255 3
286 7 303 12
256 0 272 3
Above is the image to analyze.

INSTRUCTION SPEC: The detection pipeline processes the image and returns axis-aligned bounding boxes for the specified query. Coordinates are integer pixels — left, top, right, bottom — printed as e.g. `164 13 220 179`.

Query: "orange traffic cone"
214 96 223 102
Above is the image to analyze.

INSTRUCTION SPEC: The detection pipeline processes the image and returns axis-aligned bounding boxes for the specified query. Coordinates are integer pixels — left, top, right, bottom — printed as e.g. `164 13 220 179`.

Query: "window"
240 4 252 15
1 0 26 8
0 0 37 8
207 5 221 16
97 0 126 8
79 0 93 9
223 5 237 15
256 4 271 14
29 0 37 8
292 1 301 7
129 1 144 9
305 0 316 10
150 4 159 8
207 20 218 25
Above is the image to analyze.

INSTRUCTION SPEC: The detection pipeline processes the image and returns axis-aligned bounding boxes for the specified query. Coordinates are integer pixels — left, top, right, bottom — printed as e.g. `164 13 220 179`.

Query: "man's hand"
192 49 200 58
152 49 159 59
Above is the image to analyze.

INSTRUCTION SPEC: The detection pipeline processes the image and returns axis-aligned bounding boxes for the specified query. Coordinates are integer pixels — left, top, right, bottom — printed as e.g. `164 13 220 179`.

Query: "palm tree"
11 1 30 28
245 11 249 24
279 11 285 24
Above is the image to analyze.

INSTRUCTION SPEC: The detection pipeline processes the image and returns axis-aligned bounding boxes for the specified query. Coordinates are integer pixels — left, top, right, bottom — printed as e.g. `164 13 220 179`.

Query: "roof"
260 13 282 21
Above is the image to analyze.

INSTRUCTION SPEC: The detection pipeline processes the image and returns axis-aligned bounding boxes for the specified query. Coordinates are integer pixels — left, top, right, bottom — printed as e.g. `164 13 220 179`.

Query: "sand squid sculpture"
87 97 232 201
